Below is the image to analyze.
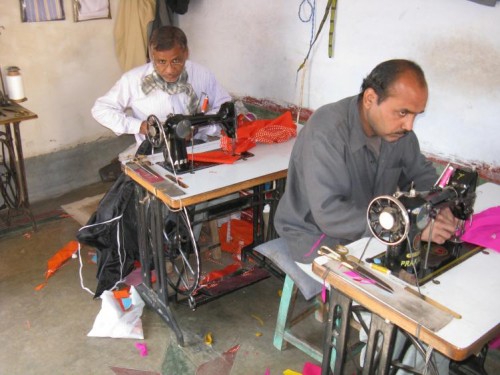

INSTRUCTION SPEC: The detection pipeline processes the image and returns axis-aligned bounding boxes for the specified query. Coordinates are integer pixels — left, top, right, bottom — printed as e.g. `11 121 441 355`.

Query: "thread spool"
438 165 455 188
6 66 26 102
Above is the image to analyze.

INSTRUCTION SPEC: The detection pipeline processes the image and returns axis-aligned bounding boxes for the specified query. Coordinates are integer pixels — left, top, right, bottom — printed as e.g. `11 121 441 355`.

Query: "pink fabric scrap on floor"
303 361 322 375
135 342 148 357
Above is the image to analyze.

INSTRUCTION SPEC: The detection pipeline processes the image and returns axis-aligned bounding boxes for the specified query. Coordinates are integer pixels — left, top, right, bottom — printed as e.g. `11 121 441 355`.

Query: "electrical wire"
77 242 95 296
77 214 125 296
298 0 316 47
156 123 201 298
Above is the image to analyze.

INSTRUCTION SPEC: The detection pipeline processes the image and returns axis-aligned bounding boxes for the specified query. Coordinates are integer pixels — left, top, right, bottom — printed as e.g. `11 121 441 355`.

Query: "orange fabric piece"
188 150 241 164
200 263 241 284
113 286 132 311
113 287 131 299
220 111 297 153
35 240 79 290
218 219 254 254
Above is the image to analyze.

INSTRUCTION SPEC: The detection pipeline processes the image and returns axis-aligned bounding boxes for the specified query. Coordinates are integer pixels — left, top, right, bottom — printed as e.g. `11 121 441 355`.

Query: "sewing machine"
366 166 480 285
145 101 237 174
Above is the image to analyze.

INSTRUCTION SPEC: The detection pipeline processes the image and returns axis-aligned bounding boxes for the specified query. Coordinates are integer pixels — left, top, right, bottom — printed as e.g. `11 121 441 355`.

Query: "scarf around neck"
141 68 199 115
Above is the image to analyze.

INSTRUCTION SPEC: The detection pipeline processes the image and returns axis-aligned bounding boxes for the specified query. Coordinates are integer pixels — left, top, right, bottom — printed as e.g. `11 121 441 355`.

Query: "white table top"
123 126 302 208
314 182 500 360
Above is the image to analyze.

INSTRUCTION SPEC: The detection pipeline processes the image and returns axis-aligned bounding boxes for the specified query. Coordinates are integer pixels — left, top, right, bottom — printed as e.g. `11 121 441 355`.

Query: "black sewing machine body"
145 101 237 174
366 167 480 285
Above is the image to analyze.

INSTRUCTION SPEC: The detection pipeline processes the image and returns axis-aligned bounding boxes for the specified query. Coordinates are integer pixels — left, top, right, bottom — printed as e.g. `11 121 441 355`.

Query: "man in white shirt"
92 25 232 146
92 26 234 243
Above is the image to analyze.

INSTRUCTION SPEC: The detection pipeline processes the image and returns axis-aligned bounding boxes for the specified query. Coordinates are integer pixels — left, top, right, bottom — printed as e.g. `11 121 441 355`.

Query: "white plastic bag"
87 286 145 339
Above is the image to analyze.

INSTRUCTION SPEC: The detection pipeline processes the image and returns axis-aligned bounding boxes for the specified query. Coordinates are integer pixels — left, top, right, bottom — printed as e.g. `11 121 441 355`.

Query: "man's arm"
91 75 143 136
303 136 369 242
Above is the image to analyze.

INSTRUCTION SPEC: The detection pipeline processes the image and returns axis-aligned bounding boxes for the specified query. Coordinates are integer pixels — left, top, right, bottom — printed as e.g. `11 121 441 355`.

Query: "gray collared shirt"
274 95 438 262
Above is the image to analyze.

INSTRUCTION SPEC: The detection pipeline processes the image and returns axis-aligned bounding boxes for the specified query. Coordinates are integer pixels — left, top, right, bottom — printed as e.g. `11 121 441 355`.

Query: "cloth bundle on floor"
76 174 140 298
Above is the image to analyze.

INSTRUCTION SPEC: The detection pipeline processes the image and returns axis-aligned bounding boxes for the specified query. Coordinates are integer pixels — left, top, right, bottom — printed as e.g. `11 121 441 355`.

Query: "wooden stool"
274 274 325 363
254 238 331 363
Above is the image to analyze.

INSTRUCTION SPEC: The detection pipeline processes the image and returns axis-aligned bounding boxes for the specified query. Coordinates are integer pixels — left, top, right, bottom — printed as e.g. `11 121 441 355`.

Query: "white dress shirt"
92 60 232 145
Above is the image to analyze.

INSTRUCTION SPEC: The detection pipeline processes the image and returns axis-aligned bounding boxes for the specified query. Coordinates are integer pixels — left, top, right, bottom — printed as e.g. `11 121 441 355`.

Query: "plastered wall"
0 0 499 202
0 0 122 157
179 0 500 176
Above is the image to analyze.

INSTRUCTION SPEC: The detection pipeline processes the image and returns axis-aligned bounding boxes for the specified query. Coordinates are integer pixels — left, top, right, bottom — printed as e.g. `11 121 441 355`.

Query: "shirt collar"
348 96 372 153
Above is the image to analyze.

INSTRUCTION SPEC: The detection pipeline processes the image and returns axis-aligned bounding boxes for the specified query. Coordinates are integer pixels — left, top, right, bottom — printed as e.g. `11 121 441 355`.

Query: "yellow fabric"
114 0 156 72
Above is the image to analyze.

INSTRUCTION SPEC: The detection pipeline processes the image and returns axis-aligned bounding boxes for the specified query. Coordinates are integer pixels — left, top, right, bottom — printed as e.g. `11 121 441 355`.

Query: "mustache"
395 130 410 136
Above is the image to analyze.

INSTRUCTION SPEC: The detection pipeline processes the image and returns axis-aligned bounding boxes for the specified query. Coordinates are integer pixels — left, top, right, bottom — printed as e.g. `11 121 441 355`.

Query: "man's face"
151 44 189 83
360 72 428 142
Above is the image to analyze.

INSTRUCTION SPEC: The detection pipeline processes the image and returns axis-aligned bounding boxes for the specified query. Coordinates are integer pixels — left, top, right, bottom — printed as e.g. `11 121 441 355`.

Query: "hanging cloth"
114 0 156 72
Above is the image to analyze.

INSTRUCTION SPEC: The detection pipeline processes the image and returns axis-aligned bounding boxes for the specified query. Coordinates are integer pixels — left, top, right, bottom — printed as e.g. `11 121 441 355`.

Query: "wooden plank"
313 258 455 332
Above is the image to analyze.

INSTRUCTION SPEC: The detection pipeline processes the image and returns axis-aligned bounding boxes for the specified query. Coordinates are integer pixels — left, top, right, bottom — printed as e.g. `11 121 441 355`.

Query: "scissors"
319 245 394 293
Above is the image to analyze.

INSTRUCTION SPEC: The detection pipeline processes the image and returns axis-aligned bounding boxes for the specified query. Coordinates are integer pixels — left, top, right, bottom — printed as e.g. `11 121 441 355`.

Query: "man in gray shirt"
275 59 457 263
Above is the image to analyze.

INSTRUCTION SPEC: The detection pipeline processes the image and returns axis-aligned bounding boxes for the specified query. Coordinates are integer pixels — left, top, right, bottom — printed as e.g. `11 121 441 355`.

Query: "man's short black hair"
150 26 188 51
358 59 427 104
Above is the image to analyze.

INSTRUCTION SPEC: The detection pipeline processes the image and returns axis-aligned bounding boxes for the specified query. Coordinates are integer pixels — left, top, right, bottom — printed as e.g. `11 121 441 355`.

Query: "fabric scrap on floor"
35 240 79 290
196 344 240 375
162 342 196 375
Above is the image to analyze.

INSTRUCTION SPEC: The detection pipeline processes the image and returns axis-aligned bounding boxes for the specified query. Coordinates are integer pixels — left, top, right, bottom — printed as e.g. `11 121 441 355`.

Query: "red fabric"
35 240 79 290
200 263 241 284
218 219 254 254
220 111 297 153
188 150 240 164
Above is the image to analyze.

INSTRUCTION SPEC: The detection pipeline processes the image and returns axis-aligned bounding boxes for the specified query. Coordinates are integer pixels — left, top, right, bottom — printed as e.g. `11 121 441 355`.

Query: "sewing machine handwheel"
146 114 164 148
163 210 200 296
367 195 410 245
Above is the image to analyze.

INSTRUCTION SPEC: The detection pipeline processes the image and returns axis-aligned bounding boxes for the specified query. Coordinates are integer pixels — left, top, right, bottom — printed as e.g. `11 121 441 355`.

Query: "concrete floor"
1 181 499 375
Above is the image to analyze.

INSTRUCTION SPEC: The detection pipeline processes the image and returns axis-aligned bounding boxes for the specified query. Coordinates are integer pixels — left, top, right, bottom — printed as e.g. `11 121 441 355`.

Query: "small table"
0 102 38 231
123 129 300 345
312 182 500 374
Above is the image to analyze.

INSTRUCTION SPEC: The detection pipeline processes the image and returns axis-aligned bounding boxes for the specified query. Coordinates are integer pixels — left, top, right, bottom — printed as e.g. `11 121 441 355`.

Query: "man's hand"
139 121 148 135
421 207 459 244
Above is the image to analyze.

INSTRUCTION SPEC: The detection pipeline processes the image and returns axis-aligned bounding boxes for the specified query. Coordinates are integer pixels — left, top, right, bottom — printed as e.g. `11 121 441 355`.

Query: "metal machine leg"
135 188 184 346
362 314 396 375
322 291 352 375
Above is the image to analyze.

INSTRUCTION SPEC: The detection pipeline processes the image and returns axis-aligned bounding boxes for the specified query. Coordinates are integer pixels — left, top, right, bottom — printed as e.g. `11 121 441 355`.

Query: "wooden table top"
123 125 302 208
313 182 500 361
0 102 37 125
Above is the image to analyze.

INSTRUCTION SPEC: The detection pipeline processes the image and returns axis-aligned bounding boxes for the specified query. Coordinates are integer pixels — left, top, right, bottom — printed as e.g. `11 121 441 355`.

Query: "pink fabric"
490 335 500 349
461 206 500 252
302 362 321 375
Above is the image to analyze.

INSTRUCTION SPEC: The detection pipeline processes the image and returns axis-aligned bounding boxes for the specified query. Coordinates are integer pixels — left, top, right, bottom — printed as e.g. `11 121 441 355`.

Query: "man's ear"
363 88 378 108
148 47 153 63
